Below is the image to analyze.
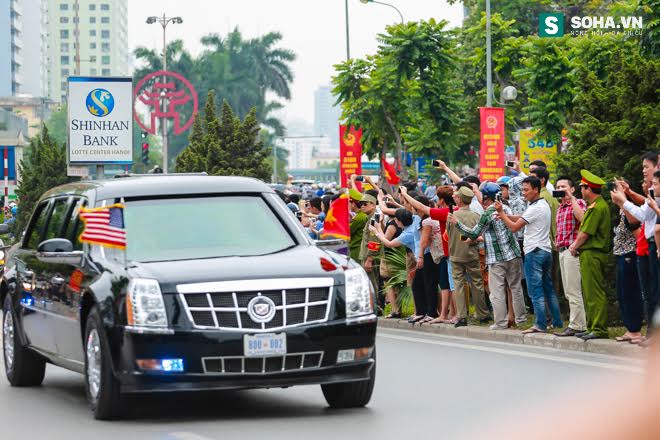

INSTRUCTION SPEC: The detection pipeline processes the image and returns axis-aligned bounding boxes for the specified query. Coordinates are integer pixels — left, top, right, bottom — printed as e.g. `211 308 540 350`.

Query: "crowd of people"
277 153 660 348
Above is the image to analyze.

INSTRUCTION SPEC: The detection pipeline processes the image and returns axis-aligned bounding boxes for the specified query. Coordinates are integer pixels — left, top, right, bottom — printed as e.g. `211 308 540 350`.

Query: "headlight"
126 278 168 328
344 267 374 318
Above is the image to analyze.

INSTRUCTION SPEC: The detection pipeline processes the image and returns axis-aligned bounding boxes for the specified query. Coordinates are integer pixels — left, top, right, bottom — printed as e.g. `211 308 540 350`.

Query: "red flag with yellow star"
381 156 401 185
320 194 350 241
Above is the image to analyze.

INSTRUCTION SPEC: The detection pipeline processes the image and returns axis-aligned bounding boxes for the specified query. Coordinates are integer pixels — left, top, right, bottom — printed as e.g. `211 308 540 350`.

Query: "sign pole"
3 146 8 209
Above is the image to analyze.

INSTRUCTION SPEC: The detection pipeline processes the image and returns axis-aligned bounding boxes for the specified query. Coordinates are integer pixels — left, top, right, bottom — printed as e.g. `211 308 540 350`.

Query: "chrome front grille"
202 351 324 375
177 278 334 332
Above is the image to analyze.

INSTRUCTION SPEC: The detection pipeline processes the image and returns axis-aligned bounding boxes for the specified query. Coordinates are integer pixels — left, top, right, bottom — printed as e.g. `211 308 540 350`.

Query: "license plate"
244 333 287 357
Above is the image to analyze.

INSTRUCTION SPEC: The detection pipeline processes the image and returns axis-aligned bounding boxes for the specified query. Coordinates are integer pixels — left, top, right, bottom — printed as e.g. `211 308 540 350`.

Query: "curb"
378 318 647 359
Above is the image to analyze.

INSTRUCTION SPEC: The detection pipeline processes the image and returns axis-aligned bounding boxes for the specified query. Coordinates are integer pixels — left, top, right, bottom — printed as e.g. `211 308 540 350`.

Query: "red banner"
478 107 505 182
339 125 363 188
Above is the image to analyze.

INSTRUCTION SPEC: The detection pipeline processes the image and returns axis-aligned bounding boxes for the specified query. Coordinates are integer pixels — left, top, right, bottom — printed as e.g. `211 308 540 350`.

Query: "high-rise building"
314 85 341 148
21 0 49 97
0 0 24 96
47 0 129 102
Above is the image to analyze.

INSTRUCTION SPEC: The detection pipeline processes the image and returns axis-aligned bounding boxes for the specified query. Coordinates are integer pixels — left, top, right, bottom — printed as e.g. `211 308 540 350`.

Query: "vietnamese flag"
381 156 401 185
320 194 350 241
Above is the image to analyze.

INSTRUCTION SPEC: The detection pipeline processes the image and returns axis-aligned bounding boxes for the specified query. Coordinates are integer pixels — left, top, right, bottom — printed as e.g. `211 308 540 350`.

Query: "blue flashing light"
20 295 34 307
161 358 184 372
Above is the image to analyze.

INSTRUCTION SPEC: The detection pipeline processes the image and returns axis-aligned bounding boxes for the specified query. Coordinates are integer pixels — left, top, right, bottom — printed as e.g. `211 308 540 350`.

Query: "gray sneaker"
489 324 507 330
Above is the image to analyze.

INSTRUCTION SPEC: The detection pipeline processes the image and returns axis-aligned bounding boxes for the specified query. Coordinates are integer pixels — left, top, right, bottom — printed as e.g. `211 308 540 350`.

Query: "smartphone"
369 218 376 227
506 160 515 168
495 193 502 202
606 181 616 191
374 213 381 222
432 159 441 167
552 190 566 198
651 188 655 199
355 176 365 182
296 211 303 219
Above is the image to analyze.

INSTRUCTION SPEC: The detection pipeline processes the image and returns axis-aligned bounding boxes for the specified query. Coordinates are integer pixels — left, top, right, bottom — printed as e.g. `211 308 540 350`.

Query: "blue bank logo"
85 88 115 117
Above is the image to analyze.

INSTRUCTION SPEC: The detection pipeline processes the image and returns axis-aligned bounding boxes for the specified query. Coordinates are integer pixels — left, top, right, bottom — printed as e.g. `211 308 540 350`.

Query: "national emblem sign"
133 71 199 136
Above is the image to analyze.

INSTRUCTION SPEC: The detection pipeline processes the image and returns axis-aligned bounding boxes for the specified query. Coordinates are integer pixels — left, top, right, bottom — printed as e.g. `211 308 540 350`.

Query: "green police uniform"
578 170 611 338
349 211 368 261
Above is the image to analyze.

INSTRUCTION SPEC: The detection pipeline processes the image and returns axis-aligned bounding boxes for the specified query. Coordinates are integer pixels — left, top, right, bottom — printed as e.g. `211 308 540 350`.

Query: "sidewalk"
378 318 647 359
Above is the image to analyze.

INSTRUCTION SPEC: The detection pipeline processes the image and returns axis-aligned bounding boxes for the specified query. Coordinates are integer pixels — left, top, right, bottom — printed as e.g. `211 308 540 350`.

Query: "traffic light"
141 132 149 165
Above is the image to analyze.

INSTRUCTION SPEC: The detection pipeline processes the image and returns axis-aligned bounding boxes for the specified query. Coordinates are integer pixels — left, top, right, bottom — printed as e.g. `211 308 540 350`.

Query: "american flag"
79 204 127 249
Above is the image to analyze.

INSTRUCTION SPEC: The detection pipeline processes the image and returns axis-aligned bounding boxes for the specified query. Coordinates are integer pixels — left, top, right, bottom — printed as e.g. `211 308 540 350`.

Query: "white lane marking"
380 326 647 362
169 432 216 440
378 332 645 374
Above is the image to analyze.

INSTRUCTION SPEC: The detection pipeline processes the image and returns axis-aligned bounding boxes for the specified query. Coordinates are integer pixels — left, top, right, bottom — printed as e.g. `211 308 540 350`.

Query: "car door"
49 197 88 362
17 199 58 354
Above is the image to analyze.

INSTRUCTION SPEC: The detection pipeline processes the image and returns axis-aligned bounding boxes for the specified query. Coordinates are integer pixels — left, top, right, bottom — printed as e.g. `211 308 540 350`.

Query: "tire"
84 305 124 420
3 296 46 387
322 350 376 408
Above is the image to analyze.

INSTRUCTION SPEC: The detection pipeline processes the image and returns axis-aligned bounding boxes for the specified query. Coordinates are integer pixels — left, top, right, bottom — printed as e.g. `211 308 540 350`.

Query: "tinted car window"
123 196 296 262
44 197 71 241
25 201 51 250
65 198 87 250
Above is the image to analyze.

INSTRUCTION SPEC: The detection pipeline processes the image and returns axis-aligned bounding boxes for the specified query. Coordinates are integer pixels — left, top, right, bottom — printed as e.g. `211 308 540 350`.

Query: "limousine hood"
127 245 353 293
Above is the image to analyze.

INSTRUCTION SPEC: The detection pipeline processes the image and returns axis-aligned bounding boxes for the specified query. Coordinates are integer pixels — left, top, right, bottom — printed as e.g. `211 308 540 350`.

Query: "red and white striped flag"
79 204 127 250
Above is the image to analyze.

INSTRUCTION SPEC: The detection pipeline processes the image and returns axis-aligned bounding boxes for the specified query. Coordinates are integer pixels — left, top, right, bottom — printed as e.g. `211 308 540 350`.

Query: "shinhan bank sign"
539 13 643 37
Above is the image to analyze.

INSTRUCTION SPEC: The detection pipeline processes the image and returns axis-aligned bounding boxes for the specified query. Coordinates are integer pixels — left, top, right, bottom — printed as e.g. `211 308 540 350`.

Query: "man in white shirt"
496 176 564 334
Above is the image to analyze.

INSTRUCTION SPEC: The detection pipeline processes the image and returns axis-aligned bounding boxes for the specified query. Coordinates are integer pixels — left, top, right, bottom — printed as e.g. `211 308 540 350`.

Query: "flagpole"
121 197 128 271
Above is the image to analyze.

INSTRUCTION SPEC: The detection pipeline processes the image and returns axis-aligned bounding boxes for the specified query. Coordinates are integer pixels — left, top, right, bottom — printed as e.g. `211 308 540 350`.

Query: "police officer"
568 170 611 340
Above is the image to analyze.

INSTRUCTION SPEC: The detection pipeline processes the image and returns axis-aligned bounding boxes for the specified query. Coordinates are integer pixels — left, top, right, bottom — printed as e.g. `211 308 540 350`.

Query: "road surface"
0 327 645 439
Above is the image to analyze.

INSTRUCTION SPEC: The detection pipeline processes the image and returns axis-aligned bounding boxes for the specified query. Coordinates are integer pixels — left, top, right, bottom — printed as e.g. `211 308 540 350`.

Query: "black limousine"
1 175 377 419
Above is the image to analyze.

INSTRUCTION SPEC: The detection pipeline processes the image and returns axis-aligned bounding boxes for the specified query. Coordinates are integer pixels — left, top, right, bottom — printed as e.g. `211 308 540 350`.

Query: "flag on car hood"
79 204 127 250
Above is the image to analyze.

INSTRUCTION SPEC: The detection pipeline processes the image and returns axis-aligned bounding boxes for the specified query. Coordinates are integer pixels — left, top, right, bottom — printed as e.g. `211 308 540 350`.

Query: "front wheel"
3 296 46 386
84 306 124 420
322 351 376 408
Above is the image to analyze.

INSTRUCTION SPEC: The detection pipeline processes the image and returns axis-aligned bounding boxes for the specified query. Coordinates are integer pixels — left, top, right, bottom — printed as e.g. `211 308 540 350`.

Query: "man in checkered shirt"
448 182 527 330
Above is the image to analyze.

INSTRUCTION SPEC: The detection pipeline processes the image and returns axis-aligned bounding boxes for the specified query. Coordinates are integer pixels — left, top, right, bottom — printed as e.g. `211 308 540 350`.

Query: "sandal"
385 312 402 319
616 333 633 342
522 327 546 334
429 317 447 324
407 315 425 324
418 315 434 324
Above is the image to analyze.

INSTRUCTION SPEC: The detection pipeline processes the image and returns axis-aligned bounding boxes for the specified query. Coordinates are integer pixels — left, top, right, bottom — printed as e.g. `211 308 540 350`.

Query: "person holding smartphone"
554 176 588 337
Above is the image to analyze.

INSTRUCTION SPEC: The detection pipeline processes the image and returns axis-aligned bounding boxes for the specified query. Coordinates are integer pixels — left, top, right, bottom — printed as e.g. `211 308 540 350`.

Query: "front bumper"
113 317 377 393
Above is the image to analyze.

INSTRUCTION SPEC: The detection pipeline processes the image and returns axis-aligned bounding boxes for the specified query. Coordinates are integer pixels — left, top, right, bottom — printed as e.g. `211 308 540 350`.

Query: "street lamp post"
345 0 351 60
359 0 404 23
146 14 183 174
486 0 493 107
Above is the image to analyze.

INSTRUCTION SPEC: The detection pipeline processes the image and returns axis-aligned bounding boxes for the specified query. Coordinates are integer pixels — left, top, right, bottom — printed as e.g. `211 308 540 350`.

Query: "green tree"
176 90 271 181
44 105 67 146
555 37 660 188
14 125 76 235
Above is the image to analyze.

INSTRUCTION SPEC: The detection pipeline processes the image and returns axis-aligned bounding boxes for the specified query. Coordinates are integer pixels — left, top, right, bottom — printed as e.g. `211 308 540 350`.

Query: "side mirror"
38 238 74 253
36 238 82 266
0 223 10 235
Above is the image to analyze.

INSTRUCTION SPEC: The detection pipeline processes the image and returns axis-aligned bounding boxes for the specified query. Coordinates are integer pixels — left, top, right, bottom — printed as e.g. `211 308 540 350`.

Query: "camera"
432 159 441 167
651 188 655 199
552 190 566 198
374 213 381 223
606 181 616 191
505 160 515 168
296 211 303 220
495 193 502 202
369 218 377 227
355 176 365 182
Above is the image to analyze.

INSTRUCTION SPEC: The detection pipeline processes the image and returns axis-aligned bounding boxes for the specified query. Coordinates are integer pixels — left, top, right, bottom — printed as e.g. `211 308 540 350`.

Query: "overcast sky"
128 0 464 127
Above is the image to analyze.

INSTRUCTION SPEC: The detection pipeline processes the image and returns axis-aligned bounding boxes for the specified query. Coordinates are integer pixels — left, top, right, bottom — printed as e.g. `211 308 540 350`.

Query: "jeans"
617 252 643 333
523 249 563 331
